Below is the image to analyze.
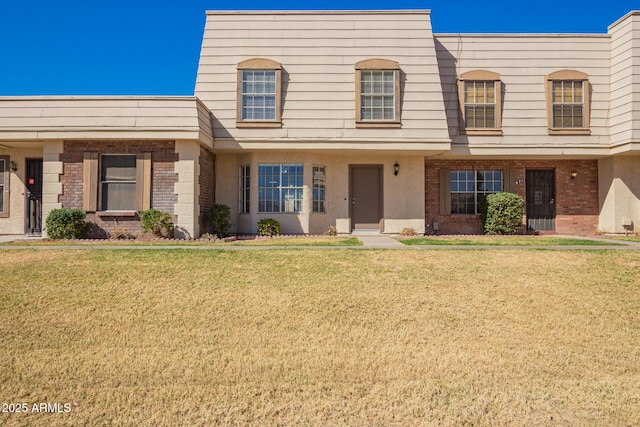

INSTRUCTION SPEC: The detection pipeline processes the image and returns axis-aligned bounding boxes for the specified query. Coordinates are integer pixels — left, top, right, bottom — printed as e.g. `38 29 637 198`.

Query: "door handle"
550 198 555 205
352 197 356 205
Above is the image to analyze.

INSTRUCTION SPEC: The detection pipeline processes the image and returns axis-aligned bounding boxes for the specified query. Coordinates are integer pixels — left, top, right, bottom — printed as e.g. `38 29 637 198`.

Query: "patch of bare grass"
0 249 639 426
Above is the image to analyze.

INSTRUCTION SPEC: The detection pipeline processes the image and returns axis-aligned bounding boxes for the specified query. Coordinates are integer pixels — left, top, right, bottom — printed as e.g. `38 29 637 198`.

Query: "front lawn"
1 249 639 425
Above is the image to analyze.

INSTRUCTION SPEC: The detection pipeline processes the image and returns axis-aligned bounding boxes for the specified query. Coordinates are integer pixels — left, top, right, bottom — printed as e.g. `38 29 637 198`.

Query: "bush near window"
45 208 86 239
140 209 174 238
209 204 232 238
482 192 525 235
257 218 281 237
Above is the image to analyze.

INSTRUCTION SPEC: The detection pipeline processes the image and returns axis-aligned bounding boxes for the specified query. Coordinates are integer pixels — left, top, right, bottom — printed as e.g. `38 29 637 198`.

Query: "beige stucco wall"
174 140 201 239
0 145 44 235
598 156 640 233
216 151 425 235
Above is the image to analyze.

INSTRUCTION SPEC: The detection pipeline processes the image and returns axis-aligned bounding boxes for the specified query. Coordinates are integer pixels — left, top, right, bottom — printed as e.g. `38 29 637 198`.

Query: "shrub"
483 192 525 235
324 225 338 236
257 218 281 237
109 227 136 240
400 226 418 236
209 204 232 238
45 208 86 239
140 209 174 238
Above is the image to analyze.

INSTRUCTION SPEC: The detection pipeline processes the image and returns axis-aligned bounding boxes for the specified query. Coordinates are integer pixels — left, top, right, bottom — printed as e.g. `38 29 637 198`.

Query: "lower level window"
258 164 303 213
239 165 250 214
100 155 136 211
451 170 502 214
312 165 326 213
0 156 7 215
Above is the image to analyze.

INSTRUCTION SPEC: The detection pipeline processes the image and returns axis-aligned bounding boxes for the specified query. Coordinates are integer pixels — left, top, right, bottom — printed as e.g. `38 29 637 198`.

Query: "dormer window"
237 58 282 128
457 70 502 135
545 70 590 135
355 59 401 128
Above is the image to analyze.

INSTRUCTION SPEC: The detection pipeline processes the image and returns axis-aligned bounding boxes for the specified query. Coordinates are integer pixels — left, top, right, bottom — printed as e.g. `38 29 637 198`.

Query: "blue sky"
0 1 635 96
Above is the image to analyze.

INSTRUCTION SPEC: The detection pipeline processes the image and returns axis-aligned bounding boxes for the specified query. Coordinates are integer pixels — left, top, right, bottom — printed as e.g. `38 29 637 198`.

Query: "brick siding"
425 159 599 235
59 140 178 238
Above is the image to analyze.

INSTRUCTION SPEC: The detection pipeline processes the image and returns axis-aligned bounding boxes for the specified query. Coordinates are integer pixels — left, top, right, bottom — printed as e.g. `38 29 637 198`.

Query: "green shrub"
209 204 232 238
257 218 281 237
45 208 86 239
140 209 174 238
483 192 525 235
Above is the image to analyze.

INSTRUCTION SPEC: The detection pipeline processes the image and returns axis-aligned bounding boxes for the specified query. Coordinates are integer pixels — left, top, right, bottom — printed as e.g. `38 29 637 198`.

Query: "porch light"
570 171 578 179
394 162 399 176
10 161 17 172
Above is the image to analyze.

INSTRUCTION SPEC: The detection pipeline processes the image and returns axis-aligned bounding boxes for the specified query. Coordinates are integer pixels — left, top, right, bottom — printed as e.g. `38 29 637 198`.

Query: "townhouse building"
0 10 638 237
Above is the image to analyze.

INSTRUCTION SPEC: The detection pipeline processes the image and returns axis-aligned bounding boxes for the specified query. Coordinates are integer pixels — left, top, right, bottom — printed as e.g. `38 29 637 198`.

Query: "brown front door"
350 165 383 230
526 169 555 231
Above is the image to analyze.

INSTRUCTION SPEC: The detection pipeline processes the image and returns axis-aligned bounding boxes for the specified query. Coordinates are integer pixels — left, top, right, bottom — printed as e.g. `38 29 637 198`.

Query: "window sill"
461 128 503 136
237 121 282 129
96 211 139 218
548 128 591 135
356 121 401 129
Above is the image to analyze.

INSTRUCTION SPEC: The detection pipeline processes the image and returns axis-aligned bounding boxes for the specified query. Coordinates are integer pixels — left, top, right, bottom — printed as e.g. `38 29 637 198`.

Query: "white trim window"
100 155 137 211
241 70 277 121
312 165 326 213
239 165 250 214
360 70 396 121
450 170 502 214
0 156 7 216
258 164 303 213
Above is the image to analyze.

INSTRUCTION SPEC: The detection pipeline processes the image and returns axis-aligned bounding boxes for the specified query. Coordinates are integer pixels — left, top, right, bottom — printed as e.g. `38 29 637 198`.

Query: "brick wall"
198 147 215 234
59 140 178 238
425 159 599 235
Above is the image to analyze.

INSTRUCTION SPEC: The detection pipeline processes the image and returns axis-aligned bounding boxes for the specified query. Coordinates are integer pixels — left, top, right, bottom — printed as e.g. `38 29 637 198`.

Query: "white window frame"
236 58 282 128
450 170 503 215
258 164 303 214
312 165 326 214
239 165 250 214
0 156 8 217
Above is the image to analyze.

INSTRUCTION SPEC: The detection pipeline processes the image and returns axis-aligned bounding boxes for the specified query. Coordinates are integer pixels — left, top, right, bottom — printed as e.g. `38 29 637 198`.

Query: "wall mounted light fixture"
570 171 578 179
10 161 17 172
394 162 399 176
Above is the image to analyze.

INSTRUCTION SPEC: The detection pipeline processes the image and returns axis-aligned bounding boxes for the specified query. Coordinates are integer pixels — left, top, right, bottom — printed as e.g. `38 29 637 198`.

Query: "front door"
526 169 555 232
25 159 43 235
350 165 383 231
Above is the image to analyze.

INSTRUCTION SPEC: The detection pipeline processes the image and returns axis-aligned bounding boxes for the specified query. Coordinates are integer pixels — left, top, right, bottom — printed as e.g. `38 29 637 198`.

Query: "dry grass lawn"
1 249 639 426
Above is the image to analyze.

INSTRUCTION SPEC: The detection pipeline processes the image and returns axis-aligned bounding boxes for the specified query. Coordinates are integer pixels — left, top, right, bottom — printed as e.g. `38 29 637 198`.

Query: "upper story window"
545 70 590 135
457 70 502 135
355 59 401 128
237 58 282 128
